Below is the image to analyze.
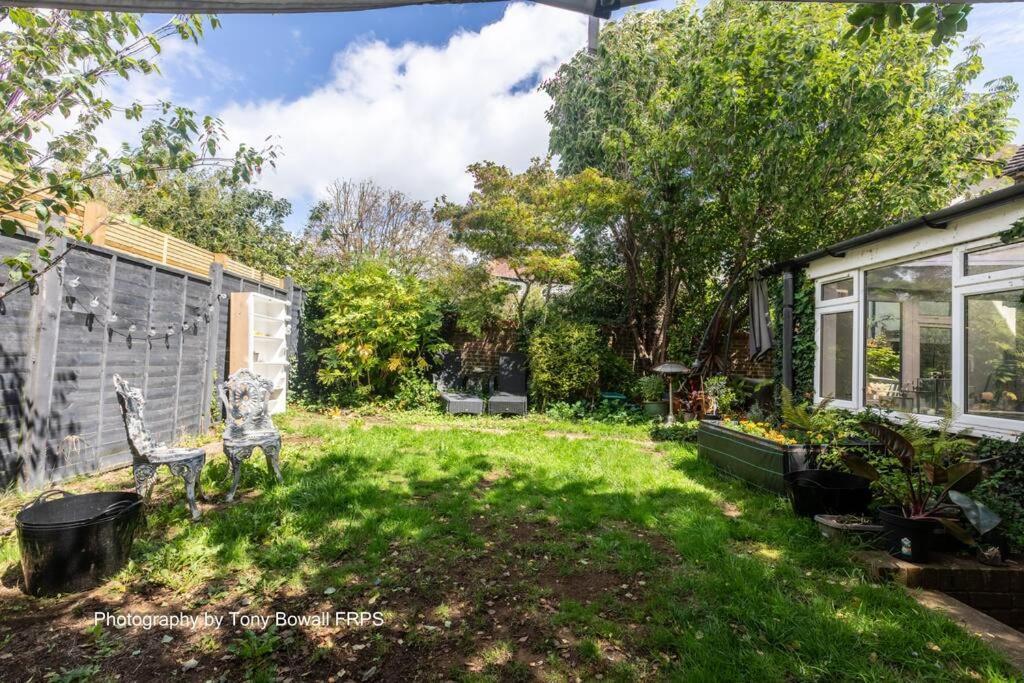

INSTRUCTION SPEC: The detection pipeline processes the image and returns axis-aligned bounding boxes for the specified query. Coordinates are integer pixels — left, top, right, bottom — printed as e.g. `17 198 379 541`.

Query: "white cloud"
218 2 587 213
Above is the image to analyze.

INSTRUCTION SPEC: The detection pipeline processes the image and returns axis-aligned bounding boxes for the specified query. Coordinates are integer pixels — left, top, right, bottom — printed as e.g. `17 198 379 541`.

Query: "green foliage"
435 262 516 337
636 375 665 403
780 387 864 467
434 158 579 329
650 420 701 443
865 336 901 379
598 349 636 395
844 3 972 47
96 169 297 276
391 370 441 412
544 0 1015 368
545 399 647 425
844 420 999 544
527 319 602 407
0 10 274 291
974 435 1024 555
305 260 449 400
703 376 736 415
772 271 816 410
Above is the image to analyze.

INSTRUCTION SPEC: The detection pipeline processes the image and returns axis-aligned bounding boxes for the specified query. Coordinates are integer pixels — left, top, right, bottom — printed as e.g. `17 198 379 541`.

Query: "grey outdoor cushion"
442 391 485 415
487 352 528 416
487 391 527 416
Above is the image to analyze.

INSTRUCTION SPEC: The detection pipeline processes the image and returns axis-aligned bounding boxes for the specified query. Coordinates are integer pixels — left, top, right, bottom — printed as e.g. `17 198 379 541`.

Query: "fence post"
200 262 224 431
82 200 109 246
171 275 189 440
18 233 67 490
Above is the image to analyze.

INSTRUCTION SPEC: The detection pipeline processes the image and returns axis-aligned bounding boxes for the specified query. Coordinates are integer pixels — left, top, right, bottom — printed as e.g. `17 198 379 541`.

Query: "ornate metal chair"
219 369 283 502
113 374 205 521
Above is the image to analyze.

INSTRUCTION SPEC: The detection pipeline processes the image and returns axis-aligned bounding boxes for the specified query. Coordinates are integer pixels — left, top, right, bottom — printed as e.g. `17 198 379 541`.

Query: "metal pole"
666 375 675 424
782 269 794 392
587 17 600 53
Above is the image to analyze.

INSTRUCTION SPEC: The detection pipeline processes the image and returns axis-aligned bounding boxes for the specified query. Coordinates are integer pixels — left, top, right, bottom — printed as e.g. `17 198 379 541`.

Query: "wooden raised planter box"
696 420 820 494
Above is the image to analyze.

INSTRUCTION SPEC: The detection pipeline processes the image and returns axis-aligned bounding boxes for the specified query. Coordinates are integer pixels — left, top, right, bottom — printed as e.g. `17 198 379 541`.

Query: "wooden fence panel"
46 246 116 482
0 235 36 488
175 277 213 439
0 234 301 490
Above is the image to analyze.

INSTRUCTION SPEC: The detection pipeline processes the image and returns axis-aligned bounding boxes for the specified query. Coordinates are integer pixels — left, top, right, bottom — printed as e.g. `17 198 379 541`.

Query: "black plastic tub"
784 470 873 518
16 490 144 596
878 506 936 564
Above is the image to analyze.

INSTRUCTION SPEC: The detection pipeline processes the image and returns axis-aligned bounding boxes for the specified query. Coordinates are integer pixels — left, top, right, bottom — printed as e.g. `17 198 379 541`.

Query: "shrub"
598 349 636 395
703 375 737 415
392 370 441 411
974 435 1024 555
546 399 646 425
637 375 665 402
305 259 449 400
528 320 602 408
650 420 700 442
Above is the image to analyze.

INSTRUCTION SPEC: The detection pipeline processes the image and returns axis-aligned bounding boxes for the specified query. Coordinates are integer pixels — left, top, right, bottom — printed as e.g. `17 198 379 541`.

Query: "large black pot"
784 470 872 518
16 490 144 596
878 506 936 564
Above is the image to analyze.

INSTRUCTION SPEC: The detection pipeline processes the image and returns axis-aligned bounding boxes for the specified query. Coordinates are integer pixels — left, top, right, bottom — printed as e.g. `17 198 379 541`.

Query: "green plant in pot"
637 375 668 418
842 421 1001 563
702 375 735 418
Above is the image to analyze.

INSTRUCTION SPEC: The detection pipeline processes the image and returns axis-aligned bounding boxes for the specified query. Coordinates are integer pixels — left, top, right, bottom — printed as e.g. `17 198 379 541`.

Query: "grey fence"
0 232 303 490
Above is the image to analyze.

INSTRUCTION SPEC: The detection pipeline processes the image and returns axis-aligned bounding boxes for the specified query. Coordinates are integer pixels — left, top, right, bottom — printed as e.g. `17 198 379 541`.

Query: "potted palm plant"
843 421 1001 563
638 375 668 418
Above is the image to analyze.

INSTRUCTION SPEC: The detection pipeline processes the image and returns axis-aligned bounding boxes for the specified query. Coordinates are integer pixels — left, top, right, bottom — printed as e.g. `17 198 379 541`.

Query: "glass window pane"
820 311 853 401
821 277 854 300
965 242 1024 277
865 253 952 415
965 289 1024 421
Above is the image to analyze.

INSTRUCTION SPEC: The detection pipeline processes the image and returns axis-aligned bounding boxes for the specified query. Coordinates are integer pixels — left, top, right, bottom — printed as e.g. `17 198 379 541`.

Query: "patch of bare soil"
0 506 681 681
718 501 743 519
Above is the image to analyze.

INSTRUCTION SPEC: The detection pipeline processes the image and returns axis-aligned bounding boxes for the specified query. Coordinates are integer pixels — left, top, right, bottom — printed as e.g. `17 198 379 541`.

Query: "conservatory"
772 181 1024 439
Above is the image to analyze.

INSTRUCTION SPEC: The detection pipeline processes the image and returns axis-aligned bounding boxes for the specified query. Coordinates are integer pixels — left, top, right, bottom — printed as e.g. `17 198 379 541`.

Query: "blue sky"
119 2 1023 232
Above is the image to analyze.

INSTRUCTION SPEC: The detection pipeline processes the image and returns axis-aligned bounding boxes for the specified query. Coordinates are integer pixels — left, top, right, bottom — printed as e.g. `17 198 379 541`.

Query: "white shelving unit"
229 292 291 414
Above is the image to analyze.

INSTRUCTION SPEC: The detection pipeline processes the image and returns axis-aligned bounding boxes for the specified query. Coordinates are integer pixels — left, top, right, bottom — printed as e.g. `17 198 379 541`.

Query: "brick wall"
448 322 518 375
863 551 1024 631
447 323 770 380
727 331 773 379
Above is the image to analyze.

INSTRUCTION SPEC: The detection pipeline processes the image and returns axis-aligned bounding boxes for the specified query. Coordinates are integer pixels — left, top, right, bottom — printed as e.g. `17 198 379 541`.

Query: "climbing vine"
771 269 816 414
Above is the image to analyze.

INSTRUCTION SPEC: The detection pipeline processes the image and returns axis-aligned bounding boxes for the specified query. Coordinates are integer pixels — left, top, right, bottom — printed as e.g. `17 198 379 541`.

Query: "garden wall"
0 232 303 491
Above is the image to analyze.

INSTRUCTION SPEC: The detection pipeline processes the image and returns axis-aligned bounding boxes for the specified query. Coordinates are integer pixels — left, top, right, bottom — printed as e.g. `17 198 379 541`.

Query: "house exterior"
771 154 1024 439
486 259 573 297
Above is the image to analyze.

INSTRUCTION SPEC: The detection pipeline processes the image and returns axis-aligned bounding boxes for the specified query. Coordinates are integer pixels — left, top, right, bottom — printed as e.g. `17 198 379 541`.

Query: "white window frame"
814 270 861 410
958 237 1024 287
812 240 1024 439
816 273 857 307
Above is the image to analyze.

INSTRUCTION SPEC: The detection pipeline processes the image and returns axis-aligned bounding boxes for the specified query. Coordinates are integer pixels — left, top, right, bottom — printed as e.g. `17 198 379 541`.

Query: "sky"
99 1 1024 233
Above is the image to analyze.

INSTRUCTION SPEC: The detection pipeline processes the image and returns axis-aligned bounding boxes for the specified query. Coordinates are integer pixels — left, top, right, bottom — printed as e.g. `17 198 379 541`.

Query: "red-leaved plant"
842 421 1001 546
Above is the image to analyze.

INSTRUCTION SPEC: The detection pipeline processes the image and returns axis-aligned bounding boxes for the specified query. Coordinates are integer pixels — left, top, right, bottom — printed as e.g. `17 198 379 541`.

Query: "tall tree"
434 159 579 331
0 9 274 294
543 0 1016 368
304 178 452 276
95 169 297 277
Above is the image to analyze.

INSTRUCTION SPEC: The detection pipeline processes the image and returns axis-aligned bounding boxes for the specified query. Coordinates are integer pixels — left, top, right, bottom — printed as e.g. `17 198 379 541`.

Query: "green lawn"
0 411 1018 681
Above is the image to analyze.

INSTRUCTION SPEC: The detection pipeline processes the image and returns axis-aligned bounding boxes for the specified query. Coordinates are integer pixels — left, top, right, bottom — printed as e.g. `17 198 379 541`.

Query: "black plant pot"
16 490 144 596
784 470 873 518
878 506 936 564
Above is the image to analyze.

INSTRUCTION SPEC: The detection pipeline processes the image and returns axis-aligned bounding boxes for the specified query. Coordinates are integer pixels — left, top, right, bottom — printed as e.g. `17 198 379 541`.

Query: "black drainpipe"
781 268 794 392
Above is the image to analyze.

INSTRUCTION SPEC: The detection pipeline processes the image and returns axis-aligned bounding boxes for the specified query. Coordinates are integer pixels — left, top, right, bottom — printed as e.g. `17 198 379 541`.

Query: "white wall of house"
807 195 1024 439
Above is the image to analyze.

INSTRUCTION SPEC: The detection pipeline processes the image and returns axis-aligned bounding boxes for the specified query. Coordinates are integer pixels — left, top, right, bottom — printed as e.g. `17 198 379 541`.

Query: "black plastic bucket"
784 470 873 518
878 506 936 563
16 490 144 596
